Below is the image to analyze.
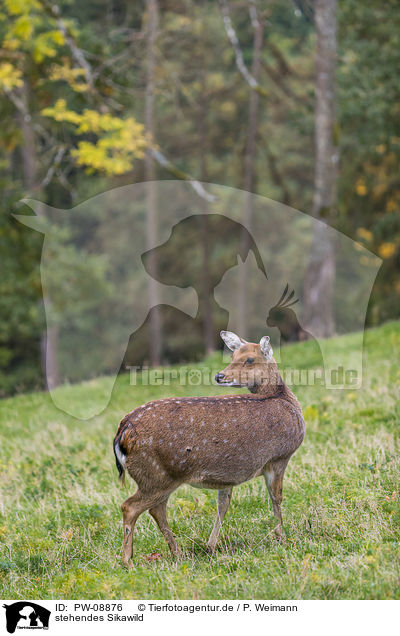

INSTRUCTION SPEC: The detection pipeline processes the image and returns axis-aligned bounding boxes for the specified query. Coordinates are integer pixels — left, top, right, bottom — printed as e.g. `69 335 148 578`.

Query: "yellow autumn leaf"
42 98 81 124
33 30 65 63
42 101 147 176
0 62 23 90
50 30 64 45
356 227 373 242
378 242 396 259
355 179 367 196
13 13 33 39
76 111 124 134
2 37 19 50
48 63 88 92
4 0 40 16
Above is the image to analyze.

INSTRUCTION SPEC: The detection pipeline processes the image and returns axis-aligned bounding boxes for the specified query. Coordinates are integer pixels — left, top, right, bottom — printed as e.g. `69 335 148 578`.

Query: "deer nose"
215 372 225 383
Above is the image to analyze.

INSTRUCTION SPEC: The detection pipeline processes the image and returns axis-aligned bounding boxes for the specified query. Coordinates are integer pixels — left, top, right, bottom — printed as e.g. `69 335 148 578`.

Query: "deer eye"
244 358 254 365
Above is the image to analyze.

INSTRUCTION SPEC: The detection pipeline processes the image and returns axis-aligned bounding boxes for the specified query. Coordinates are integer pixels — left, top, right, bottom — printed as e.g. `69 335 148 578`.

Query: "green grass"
0 322 399 599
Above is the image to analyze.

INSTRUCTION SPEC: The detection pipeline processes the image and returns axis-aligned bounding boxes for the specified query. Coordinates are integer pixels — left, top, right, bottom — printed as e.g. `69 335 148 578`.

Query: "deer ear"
220 331 247 351
260 336 273 360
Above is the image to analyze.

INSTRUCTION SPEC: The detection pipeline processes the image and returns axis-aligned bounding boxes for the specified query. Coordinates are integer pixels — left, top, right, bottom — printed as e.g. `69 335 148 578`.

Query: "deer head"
215 330 282 394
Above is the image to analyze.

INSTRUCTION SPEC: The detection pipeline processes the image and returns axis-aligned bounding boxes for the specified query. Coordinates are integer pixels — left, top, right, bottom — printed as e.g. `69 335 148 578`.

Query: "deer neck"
248 362 284 397
249 377 301 411
248 362 301 409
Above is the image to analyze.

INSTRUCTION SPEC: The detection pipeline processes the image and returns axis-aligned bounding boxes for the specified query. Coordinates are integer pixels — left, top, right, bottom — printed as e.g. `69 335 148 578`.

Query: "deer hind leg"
264 458 290 540
206 487 233 554
121 489 176 568
149 499 182 559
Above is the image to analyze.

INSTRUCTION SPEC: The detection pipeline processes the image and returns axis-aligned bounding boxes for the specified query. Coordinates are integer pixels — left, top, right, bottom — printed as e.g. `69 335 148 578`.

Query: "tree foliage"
0 0 399 393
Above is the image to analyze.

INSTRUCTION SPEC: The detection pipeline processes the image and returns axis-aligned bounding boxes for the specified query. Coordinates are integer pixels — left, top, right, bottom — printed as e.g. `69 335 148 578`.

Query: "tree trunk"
145 0 162 366
238 11 264 339
303 0 338 338
199 77 215 356
18 82 61 388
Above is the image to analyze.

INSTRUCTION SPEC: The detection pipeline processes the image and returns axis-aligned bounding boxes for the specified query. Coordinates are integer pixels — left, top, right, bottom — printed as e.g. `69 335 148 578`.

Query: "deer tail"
113 434 127 487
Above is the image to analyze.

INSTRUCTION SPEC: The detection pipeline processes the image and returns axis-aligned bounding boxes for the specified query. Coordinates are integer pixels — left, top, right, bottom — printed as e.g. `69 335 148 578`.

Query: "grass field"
0 322 399 600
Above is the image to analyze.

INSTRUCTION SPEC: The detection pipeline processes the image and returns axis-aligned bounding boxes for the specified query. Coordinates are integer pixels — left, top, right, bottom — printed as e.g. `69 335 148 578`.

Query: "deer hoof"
122 557 135 570
274 526 286 543
171 546 183 560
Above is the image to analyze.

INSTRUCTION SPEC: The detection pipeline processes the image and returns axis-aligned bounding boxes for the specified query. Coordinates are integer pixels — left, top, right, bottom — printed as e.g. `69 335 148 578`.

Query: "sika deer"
114 331 305 567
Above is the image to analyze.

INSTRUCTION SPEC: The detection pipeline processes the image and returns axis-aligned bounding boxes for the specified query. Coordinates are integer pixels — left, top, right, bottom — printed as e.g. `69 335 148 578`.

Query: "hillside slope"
0 322 399 599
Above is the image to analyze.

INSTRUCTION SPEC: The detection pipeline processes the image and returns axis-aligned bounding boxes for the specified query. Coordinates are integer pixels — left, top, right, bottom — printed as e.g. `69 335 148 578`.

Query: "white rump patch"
114 442 126 468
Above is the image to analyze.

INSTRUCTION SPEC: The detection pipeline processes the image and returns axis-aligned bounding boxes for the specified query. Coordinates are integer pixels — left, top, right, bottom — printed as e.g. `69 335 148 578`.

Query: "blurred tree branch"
36 0 215 201
38 0 95 91
219 0 268 97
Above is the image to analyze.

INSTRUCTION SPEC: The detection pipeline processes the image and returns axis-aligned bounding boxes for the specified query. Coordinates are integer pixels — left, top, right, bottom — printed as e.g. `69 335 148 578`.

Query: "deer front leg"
264 458 290 541
206 488 232 554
